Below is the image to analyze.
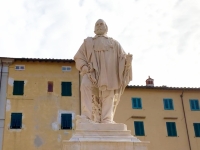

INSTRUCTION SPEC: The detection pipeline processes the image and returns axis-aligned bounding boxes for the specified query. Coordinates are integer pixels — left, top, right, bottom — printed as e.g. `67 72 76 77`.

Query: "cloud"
0 0 200 87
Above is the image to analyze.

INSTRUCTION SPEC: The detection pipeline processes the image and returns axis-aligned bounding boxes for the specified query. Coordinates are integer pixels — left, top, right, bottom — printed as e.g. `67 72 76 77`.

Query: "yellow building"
3 58 80 150
115 77 200 150
2 58 200 150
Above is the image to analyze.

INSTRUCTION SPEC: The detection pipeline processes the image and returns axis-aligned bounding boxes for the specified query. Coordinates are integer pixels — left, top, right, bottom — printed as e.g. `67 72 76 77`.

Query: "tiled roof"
0 57 74 62
127 85 200 90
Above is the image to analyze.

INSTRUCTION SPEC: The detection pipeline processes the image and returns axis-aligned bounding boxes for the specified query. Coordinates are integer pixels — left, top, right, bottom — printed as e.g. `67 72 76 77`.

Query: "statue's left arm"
114 40 133 88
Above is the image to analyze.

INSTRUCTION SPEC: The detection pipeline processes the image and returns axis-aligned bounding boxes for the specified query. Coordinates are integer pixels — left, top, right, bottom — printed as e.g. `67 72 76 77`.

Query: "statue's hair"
94 19 108 34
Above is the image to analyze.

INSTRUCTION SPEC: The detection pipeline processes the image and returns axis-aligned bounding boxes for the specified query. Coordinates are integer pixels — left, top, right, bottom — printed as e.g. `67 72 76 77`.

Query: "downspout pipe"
79 71 81 115
0 60 3 94
180 91 191 150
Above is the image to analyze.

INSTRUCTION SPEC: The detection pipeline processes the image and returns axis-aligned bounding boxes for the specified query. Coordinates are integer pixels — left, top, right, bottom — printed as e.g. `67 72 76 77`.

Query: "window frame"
10 113 22 129
13 80 24 95
61 113 72 130
62 66 71 72
166 122 177 137
134 121 145 136
61 82 72 96
193 123 200 137
132 98 142 109
48 81 53 92
190 99 200 111
163 98 174 110
15 65 25 70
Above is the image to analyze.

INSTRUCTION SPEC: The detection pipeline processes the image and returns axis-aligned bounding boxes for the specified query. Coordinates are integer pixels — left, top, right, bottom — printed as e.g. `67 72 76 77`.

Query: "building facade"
1 57 200 150
114 85 200 150
2 58 80 150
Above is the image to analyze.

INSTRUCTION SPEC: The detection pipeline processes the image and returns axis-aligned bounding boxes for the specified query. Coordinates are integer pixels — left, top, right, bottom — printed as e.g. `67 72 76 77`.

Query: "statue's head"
94 19 108 35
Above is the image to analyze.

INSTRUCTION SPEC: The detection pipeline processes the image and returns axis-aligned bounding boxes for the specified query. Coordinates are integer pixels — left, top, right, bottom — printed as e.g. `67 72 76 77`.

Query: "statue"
74 19 132 123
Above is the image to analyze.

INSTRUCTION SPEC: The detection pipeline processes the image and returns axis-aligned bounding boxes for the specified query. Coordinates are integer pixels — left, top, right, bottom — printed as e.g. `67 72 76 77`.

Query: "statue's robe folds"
74 35 132 123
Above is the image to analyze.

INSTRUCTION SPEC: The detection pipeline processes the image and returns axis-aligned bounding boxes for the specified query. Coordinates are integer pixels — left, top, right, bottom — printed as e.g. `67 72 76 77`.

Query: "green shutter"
164 99 168 109
132 98 142 109
61 114 72 129
134 121 145 136
13 81 24 95
140 122 145 136
137 98 142 108
190 100 195 110
164 99 174 110
10 113 22 129
166 122 177 136
132 98 136 108
194 123 200 137
171 122 177 136
166 122 171 136
61 82 72 96
195 100 199 110
190 100 200 110
169 99 173 109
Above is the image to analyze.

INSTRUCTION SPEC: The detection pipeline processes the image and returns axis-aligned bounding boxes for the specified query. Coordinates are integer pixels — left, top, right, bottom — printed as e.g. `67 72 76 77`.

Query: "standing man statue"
74 19 132 124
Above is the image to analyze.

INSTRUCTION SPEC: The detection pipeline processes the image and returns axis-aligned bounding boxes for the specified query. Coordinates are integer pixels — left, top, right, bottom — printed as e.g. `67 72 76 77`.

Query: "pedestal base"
62 141 149 150
62 116 149 150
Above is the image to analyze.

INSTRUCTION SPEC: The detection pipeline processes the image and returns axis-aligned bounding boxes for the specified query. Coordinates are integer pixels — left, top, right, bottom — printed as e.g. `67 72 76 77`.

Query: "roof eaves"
127 85 200 90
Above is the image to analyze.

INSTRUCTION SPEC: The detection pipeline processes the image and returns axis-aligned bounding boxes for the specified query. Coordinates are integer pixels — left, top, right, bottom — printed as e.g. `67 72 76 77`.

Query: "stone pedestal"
62 117 149 150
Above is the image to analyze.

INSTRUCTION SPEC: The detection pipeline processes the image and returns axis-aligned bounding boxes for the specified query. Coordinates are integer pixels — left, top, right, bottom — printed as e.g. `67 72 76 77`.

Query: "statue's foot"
76 115 97 124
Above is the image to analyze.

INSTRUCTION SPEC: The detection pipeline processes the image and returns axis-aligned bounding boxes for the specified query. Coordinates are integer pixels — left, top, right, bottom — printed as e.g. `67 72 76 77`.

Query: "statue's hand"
81 65 89 74
88 63 94 72
126 53 133 65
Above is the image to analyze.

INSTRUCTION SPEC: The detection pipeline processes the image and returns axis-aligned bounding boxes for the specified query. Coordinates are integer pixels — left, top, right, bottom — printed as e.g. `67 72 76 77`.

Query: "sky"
0 0 200 87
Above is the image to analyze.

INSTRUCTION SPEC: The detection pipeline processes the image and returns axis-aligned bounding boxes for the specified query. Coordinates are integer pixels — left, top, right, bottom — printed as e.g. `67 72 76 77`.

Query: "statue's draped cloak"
74 36 131 92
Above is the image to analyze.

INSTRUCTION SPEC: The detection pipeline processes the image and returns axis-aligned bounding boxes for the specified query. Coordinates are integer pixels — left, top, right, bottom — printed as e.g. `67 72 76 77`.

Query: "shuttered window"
134 121 145 136
190 100 200 111
10 113 22 129
61 82 72 96
61 114 72 129
163 99 174 110
13 81 24 95
193 123 200 137
132 98 142 109
166 122 177 136
48 81 53 92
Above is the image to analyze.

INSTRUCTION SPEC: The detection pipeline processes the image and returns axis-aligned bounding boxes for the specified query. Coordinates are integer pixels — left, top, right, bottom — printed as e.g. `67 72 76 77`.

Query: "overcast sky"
0 0 200 87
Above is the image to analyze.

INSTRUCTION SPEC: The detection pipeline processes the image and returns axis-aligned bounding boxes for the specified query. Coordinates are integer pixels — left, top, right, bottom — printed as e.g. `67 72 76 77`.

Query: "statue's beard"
95 28 106 35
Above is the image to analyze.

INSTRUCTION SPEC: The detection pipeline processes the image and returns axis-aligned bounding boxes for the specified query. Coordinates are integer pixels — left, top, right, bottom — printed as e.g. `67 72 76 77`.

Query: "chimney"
146 76 154 87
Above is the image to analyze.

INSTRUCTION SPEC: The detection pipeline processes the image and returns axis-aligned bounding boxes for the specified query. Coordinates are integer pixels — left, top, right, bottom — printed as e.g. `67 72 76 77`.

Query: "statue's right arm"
74 42 88 71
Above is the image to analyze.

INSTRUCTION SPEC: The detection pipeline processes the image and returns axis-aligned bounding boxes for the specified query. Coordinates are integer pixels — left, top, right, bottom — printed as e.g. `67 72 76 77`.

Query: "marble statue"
74 19 132 123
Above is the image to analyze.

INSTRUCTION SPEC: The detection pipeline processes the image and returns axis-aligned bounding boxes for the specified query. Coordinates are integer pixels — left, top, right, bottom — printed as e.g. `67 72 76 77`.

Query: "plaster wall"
3 60 80 150
114 88 200 150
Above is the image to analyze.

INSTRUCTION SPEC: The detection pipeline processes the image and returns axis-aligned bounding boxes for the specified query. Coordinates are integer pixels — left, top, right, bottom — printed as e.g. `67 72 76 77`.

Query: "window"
132 98 142 109
48 81 53 92
166 122 177 136
163 99 174 110
134 121 145 136
15 65 25 70
13 81 24 95
190 100 200 111
193 123 200 137
61 114 72 129
61 82 72 96
62 66 71 72
10 113 22 129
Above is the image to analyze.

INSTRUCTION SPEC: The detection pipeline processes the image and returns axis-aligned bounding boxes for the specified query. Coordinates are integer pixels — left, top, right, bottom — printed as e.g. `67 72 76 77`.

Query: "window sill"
164 117 178 119
131 116 146 119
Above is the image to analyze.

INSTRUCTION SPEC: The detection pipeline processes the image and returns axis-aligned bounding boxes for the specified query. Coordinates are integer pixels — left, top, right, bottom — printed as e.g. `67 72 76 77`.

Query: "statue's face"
94 19 107 35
